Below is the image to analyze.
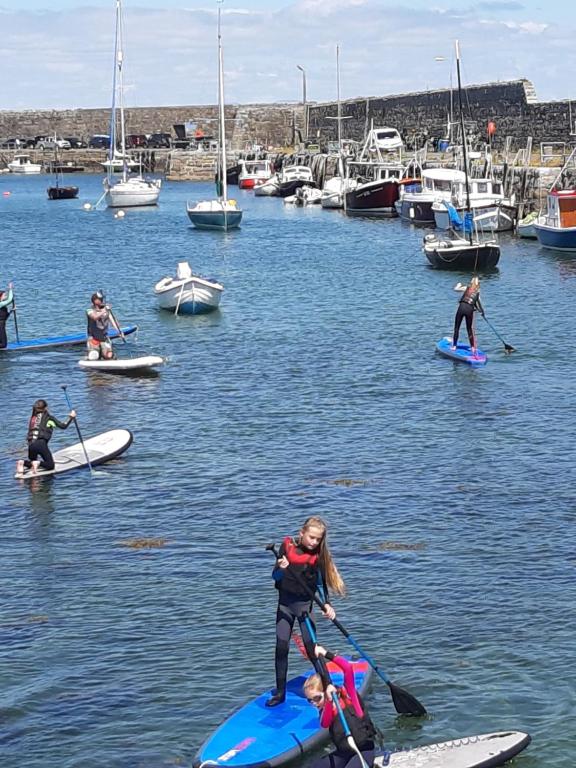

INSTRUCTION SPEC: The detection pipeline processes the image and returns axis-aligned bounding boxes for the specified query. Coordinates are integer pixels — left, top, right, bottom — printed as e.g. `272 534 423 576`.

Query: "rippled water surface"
1 173 575 768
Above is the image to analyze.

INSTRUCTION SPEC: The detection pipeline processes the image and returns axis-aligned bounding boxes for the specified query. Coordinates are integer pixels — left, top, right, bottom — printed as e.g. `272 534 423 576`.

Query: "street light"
296 64 307 141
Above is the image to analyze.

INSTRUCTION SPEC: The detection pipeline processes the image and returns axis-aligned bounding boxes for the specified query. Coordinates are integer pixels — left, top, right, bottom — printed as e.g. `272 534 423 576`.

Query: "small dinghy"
154 261 223 315
436 336 487 366
375 731 530 768
78 355 165 373
194 658 372 768
14 429 133 479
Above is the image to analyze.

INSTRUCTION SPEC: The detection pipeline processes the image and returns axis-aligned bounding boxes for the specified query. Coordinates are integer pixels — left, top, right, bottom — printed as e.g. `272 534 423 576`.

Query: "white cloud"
0 1 573 109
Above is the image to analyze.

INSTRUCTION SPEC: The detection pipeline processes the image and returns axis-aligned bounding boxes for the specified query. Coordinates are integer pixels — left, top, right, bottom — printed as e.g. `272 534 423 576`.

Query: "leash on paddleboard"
481 313 515 354
266 543 426 716
303 615 371 768
61 385 95 476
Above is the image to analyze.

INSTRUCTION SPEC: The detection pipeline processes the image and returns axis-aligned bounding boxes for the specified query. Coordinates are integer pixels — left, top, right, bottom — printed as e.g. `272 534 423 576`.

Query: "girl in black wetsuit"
16 399 76 475
452 277 484 352
0 283 14 349
267 516 346 707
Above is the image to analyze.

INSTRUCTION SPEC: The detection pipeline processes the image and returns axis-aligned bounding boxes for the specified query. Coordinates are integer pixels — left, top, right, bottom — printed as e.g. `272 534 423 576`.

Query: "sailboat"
423 41 500 270
186 2 242 231
104 0 161 208
47 146 79 199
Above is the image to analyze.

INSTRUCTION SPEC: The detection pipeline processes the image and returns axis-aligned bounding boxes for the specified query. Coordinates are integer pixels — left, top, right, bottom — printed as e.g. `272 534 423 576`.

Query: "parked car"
64 136 87 149
125 134 148 149
147 132 171 148
88 134 111 149
37 136 71 150
0 137 23 148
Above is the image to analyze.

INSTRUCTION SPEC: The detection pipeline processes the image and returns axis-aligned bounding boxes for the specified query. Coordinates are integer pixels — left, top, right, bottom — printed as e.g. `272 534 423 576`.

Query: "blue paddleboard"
195 658 372 768
436 337 487 366
2 325 137 352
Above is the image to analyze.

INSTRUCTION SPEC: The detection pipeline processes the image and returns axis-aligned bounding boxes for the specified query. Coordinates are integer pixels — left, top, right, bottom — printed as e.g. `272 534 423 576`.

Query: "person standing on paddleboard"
86 291 119 360
0 282 14 349
267 516 346 707
452 276 485 353
16 399 76 475
304 645 378 768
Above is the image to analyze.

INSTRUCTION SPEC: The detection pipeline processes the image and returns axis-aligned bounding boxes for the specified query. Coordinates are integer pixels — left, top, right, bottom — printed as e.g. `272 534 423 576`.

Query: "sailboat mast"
336 45 342 151
218 4 228 203
117 0 127 182
108 0 121 182
455 39 472 243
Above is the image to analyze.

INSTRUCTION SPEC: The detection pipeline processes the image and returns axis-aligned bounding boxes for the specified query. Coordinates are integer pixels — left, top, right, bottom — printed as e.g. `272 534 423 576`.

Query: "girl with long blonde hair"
266 517 346 708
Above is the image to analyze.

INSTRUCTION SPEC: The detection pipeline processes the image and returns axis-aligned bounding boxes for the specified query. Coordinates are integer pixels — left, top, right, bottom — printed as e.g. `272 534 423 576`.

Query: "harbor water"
1 173 574 768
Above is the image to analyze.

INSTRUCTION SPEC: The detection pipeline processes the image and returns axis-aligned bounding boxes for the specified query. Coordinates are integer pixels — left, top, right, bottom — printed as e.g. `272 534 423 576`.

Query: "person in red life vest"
267 516 346 707
16 399 76 475
452 276 485 353
304 644 378 768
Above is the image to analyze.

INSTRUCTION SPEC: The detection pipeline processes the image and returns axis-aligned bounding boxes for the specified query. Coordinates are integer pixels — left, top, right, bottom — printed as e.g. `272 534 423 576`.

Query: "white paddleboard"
376 731 530 768
14 429 133 479
78 355 165 372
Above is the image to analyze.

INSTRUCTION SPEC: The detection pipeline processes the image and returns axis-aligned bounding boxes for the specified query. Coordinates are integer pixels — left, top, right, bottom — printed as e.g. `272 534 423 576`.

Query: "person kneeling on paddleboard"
16 399 76 475
0 282 14 349
304 645 378 768
86 291 119 360
452 276 484 353
267 516 346 707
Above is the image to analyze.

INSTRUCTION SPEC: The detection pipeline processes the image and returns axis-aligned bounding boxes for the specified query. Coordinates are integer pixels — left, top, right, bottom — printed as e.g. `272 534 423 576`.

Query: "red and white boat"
238 159 274 189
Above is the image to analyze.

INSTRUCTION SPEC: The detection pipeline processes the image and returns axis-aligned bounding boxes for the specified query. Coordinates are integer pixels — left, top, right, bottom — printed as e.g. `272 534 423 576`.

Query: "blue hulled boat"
534 189 576 251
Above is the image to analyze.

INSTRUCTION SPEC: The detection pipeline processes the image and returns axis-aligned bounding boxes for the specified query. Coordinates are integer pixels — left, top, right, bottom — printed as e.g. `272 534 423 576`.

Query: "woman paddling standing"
267 516 346 707
452 276 485 353
16 399 76 475
304 644 377 768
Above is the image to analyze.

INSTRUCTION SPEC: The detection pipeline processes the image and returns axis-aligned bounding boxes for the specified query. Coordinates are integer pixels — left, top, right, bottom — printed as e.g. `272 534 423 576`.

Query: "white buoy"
116 209 125 219
83 203 92 211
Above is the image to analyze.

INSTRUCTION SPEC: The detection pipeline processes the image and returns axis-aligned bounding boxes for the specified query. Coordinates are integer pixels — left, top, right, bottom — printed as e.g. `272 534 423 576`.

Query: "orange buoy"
487 121 496 137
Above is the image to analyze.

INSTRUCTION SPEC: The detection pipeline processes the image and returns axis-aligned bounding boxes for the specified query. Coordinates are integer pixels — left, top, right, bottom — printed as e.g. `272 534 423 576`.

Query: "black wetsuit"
272 538 330 696
0 290 13 349
25 411 73 471
453 285 484 349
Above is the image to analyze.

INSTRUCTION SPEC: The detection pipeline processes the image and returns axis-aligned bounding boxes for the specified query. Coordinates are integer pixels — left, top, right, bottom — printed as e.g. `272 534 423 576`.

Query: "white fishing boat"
294 185 322 206
238 158 273 189
187 6 242 231
104 0 161 208
517 210 540 239
154 261 223 315
8 154 42 174
432 177 516 232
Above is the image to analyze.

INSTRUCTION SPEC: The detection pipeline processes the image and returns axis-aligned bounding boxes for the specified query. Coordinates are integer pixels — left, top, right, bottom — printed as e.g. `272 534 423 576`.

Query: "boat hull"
534 223 576 251
105 178 161 207
186 209 242 231
154 278 223 314
277 179 313 198
239 178 256 189
400 198 435 225
345 180 399 217
424 237 500 270
47 186 79 200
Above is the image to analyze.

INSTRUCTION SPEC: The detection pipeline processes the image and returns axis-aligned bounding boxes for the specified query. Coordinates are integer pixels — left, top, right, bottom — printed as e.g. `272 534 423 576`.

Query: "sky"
0 0 574 111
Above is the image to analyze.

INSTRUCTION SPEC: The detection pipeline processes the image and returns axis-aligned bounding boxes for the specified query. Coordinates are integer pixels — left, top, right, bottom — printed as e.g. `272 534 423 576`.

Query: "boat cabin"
348 162 404 184
422 168 466 193
544 189 576 228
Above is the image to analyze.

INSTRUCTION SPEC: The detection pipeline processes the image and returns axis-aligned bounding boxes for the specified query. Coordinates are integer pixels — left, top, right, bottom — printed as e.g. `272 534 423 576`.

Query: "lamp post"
296 64 307 141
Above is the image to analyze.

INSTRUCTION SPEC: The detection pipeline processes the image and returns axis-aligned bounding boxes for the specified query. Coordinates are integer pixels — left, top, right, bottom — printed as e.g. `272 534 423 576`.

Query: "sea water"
1 173 574 767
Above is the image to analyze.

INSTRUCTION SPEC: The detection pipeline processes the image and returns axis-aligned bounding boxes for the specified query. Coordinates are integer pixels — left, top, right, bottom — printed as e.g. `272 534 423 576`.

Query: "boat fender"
228 199 237 207
424 234 436 243
440 241 452 248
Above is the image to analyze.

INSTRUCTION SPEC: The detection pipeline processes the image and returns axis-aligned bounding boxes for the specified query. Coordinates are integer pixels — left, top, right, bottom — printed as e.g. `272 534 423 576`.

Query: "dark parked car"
147 132 171 148
88 134 111 149
125 134 147 149
64 137 87 149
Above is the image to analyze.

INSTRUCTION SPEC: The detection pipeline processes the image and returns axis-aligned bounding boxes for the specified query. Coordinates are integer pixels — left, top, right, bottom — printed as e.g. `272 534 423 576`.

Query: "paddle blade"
504 343 515 354
388 681 427 716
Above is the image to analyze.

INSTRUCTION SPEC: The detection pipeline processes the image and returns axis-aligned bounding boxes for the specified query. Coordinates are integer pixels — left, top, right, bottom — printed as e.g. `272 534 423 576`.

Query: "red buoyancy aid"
283 536 319 566
275 536 322 598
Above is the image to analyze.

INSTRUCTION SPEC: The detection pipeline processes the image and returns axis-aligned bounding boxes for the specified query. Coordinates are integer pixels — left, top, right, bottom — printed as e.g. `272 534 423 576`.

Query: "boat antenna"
455 39 472 245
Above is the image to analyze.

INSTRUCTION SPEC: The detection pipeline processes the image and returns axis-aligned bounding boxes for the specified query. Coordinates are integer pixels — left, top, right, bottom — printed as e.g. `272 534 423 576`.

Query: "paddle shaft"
106 306 126 344
266 543 426 716
11 294 20 344
303 615 370 768
481 313 515 352
61 386 94 474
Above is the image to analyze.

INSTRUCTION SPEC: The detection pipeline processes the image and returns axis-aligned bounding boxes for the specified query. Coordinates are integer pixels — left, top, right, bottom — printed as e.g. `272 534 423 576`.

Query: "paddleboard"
436 337 487 366
194 658 372 768
14 429 133 479
1 325 137 352
78 354 165 372
375 730 531 768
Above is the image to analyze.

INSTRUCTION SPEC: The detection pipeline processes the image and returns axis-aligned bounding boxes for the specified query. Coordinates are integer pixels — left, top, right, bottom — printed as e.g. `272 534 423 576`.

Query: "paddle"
100 291 126 344
303 614 370 768
10 283 20 344
61 385 95 476
266 544 426 716
481 312 515 354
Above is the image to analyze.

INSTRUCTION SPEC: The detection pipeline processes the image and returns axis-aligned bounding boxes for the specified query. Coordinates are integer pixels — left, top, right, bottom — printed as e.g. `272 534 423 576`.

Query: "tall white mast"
218 2 228 203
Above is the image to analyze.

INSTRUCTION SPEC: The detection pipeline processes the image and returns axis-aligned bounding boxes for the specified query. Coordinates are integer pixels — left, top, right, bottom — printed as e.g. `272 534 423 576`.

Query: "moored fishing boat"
534 188 576 251
154 261 223 315
432 178 516 232
517 210 540 238
8 154 42 174
401 167 465 225
238 158 273 189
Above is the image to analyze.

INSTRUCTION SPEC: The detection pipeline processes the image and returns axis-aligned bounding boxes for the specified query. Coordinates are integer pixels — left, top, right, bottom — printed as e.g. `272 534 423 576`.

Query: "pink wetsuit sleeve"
332 656 364 717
